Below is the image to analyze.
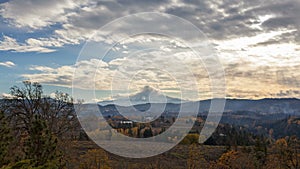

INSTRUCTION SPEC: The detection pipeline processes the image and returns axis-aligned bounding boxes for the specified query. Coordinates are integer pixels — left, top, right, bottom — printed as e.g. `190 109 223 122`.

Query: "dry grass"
67 141 227 169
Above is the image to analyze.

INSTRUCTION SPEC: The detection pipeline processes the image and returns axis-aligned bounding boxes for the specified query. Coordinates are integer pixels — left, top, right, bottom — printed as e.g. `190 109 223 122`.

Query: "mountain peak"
141 85 157 93
140 85 160 95
99 86 182 106
130 86 162 102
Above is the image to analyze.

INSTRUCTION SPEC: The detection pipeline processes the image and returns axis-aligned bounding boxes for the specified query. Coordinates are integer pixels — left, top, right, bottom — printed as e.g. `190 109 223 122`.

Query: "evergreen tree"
23 115 62 167
143 128 153 138
253 136 267 168
0 109 12 167
127 128 133 137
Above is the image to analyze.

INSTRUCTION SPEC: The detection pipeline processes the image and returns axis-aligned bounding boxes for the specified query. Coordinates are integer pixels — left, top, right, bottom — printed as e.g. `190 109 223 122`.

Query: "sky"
0 0 299 102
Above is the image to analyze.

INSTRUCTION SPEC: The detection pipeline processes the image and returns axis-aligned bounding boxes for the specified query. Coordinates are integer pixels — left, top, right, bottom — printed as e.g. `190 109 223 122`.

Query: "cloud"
276 68 300 88
222 60 300 99
0 61 15 68
21 27 300 99
1 93 13 99
0 0 86 29
1 0 300 51
23 65 75 87
22 59 112 89
0 35 56 53
2 0 300 99
276 90 300 98
22 36 215 100
214 29 300 68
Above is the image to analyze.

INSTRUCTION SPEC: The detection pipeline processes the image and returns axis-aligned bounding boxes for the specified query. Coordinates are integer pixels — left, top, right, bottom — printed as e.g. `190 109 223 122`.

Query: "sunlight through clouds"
0 0 299 99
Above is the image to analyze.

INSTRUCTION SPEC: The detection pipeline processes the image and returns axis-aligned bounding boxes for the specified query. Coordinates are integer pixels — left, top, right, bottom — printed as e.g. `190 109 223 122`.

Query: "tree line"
0 81 80 168
1 81 300 169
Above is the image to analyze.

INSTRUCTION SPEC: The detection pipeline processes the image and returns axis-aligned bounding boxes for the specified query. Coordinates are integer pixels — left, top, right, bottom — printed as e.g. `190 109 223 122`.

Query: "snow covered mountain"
98 86 183 106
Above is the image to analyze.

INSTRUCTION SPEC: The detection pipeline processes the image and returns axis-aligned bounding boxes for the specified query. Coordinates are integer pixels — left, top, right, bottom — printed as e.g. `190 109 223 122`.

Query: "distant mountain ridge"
98 86 300 114
98 97 300 115
2 88 299 115
191 98 299 114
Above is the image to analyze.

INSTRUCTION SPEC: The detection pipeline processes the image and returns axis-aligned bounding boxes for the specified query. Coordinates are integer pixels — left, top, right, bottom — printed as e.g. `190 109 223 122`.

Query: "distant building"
118 120 133 128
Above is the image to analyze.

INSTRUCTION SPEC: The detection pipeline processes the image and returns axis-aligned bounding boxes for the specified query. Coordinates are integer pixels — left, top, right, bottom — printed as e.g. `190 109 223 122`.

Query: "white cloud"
0 61 15 68
215 29 296 51
1 93 13 99
26 37 66 48
250 14 276 30
0 35 56 53
215 29 300 68
21 36 217 100
0 0 87 29
22 59 113 89
2 0 300 99
1 0 299 53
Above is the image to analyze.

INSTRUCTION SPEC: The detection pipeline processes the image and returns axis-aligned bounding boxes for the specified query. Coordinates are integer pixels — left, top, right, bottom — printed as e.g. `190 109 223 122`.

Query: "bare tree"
6 81 79 139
